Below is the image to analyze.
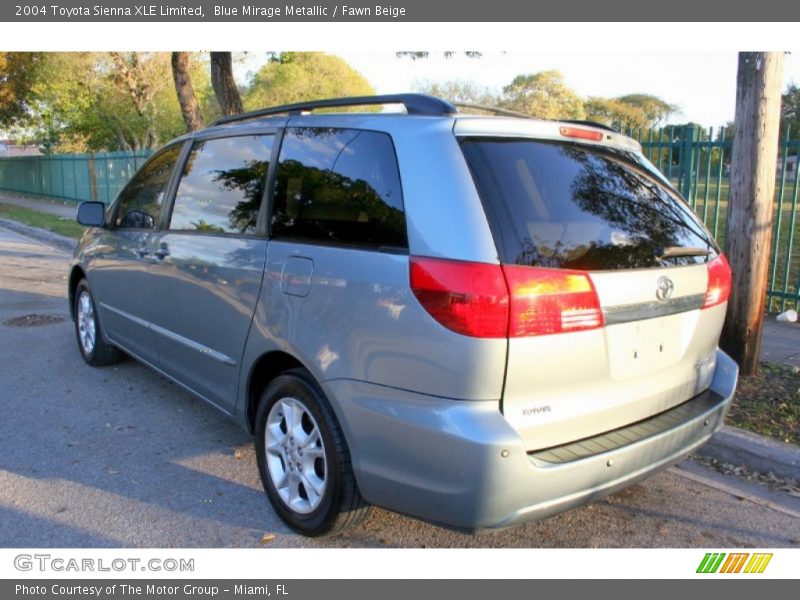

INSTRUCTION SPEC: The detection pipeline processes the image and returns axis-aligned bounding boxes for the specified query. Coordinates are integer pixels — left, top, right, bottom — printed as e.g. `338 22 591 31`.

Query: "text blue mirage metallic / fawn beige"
69 94 738 536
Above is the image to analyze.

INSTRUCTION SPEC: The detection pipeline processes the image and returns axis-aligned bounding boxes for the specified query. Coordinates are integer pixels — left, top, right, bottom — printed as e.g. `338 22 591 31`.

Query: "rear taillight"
703 254 732 308
503 265 604 336
409 257 509 338
409 257 604 338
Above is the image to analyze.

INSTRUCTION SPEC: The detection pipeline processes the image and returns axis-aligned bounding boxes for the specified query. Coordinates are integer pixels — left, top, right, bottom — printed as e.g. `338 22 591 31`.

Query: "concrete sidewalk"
0 191 78 219
762 319 800 368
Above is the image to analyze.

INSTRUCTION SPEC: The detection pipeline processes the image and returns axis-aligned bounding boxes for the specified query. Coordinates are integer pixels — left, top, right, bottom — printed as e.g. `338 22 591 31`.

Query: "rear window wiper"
656 246 711 259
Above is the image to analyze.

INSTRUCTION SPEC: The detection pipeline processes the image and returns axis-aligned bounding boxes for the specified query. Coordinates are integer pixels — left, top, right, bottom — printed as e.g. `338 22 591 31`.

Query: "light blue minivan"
70 94 738 536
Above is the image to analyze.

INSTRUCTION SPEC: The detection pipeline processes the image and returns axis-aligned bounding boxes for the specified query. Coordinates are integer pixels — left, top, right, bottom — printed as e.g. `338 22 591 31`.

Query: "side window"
170 135 274 235
271 127 407 249
115 145 182 229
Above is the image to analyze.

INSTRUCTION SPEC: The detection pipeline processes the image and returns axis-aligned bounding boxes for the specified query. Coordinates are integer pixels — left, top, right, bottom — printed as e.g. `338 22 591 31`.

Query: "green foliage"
715 121 735 142
413 79 499 108
6 52 215 152
723 81 800 141
585 97 649 130
584 95 678 131
615 94 678 127
396 52 482 60
417 71 678 129
781 82 800 136
244 53 373 110
0 53 45 125
500 71 585 120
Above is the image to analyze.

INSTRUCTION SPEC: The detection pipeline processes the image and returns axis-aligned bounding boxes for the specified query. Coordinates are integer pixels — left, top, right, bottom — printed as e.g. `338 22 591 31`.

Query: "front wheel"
254 369 371 536
74 279 121 367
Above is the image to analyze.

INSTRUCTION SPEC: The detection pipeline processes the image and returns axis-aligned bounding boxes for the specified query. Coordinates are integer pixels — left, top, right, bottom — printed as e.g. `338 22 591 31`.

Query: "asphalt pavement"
0 224 798 548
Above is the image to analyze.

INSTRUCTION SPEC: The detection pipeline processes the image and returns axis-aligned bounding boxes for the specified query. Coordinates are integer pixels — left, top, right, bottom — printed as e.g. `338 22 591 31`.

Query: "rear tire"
74 279 121 367
254 368 371 536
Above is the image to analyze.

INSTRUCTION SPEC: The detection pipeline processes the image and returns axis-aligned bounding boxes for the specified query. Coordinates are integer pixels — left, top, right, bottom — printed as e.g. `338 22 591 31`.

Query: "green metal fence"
631 125 799 312
0 151 152 204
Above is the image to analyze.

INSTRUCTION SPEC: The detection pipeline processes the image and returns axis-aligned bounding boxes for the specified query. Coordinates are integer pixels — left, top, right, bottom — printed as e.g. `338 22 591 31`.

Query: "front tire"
255 368 371 536
74 279 121 367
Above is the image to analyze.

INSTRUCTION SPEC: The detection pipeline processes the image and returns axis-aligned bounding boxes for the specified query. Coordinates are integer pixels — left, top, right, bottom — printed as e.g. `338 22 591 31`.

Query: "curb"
0 217 77 254
695 425 800 481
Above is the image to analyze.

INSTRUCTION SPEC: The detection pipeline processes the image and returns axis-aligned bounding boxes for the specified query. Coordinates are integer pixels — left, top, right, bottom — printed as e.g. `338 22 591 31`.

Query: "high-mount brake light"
559 126 605 142
410 257 604 338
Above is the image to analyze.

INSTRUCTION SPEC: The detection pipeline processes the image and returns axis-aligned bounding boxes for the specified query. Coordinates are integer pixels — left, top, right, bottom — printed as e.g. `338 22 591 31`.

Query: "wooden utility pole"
721 52 785 375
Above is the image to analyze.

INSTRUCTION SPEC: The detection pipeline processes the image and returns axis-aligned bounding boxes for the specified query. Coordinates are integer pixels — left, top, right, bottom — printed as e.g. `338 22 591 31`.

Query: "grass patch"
728 362 800 445
0 202 85 239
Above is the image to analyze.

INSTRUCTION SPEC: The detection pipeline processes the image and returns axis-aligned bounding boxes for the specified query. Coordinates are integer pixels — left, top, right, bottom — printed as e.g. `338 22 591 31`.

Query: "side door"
258 126 447 391
146 133 275 413
88 144 183 364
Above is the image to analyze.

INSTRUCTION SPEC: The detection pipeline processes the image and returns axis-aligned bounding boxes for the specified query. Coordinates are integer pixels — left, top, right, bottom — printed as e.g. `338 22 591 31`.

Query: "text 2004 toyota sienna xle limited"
69 94 738 536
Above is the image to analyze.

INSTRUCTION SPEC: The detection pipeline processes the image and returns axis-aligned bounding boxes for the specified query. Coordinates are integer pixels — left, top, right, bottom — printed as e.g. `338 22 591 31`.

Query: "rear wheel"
74 279 121 367
254 368 371 536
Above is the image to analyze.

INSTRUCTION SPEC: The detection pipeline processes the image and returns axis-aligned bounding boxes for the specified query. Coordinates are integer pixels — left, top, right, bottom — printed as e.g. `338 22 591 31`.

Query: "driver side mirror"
76 201 106 227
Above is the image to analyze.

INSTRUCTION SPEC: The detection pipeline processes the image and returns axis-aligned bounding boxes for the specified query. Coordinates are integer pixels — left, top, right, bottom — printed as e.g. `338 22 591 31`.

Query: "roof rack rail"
453 102 534 119
211 94 457 126
558 119 618 133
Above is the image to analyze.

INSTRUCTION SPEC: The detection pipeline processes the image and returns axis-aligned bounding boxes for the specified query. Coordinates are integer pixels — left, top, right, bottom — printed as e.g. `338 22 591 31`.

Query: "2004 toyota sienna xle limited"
69 94 739 537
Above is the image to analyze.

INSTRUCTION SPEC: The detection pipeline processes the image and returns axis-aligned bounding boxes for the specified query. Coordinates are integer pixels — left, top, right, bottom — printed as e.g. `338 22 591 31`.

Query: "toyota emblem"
656 276 674 301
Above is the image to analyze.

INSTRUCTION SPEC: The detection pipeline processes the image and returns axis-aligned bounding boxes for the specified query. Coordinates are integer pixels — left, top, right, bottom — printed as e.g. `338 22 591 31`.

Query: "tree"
715 121 735 142
396 52 482 60
413 79 499 107
585 97 648 130
244 53 373 110
0 52 44 126
721 52 785 376
7 52 212 152
781 82 800 135
500 70 585 119
585 95 678 131
109 52 160 148
171 52 205 132
615 94 678 128
210 52 243 116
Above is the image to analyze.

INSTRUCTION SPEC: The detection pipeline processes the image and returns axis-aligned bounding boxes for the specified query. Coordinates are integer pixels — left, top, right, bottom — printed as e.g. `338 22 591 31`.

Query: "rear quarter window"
461 138 718 270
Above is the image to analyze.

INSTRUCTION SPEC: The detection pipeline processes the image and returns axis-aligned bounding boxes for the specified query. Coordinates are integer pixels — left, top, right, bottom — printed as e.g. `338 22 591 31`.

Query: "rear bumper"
325 349 738 531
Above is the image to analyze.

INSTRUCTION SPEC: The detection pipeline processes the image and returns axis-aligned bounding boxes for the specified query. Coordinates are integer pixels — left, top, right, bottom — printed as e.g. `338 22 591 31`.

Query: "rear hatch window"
460 138 718 270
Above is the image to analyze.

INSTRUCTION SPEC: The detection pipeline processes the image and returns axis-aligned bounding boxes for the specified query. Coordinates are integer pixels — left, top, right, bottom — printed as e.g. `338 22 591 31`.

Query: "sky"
240 51 800 129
